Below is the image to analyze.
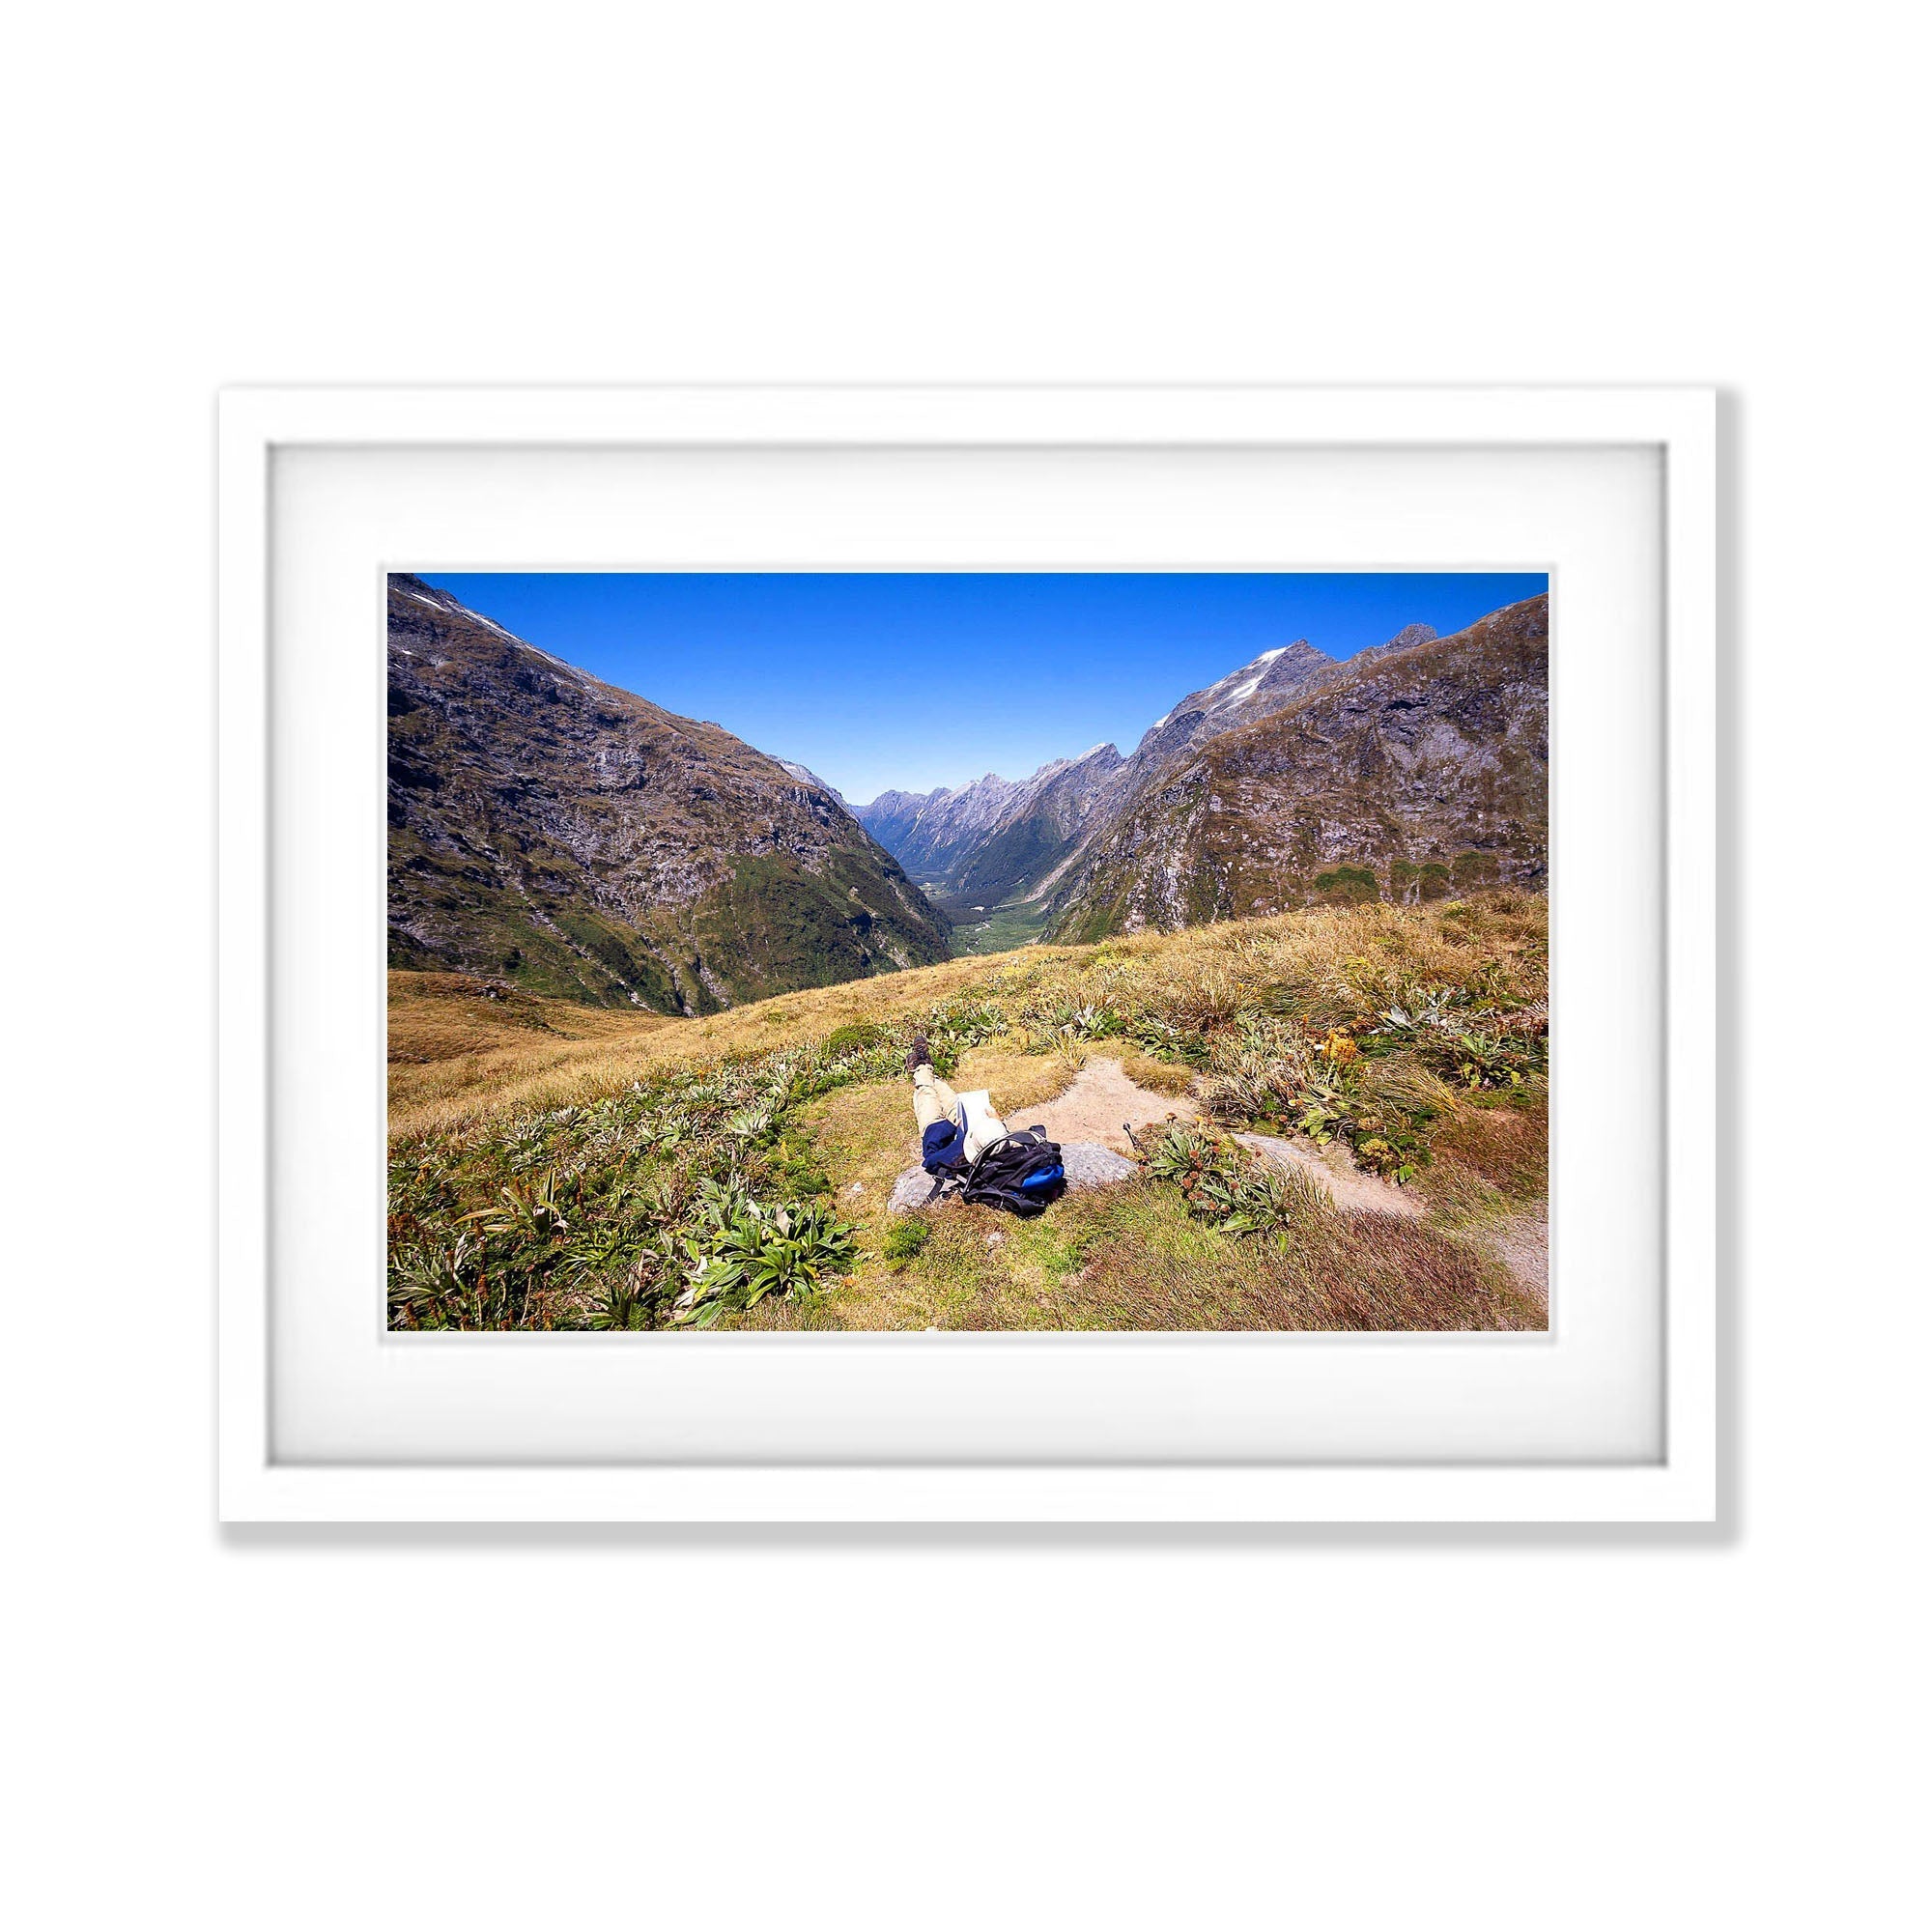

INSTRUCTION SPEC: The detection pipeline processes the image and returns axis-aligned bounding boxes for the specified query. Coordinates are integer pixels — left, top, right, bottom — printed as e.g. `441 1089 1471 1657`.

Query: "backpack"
958 1127 1067 1217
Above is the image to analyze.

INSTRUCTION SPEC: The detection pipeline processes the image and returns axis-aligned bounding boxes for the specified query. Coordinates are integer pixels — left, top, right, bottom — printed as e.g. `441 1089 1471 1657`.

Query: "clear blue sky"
418 572 1548 806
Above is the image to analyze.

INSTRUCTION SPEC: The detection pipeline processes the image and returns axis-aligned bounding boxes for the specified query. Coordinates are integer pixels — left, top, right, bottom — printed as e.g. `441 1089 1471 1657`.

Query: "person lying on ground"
906 1035 1008 1173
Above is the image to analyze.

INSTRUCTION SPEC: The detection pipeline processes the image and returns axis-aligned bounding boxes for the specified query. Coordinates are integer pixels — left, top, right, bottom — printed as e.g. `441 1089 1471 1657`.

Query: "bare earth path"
1009 1056 1196 1151
1233 1132 1424 1219
1009 1059 1420 1219
914 1055 1545 1307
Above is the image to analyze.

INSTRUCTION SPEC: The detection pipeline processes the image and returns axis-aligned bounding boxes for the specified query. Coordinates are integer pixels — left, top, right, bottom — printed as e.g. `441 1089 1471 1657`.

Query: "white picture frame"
218 384 1716 1522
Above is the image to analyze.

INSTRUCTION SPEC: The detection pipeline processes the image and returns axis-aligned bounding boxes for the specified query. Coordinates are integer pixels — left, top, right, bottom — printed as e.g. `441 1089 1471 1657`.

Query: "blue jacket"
921 1118 968 1173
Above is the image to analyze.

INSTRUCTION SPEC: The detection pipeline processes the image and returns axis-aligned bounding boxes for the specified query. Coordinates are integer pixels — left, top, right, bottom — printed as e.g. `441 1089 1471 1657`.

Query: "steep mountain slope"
777 760 848 809
854 773 1033 880
854 749 1126 950
945 744 1125 904
1045 596 1548 940
386 576 948 1011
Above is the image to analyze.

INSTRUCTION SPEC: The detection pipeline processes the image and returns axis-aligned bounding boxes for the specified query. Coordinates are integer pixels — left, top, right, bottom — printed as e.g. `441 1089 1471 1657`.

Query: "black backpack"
959 1127 1067 1217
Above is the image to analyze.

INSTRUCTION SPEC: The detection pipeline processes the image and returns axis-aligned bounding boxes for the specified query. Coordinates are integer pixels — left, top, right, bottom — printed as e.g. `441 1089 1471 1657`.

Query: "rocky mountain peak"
1126 638 1337 768
1380 622 1438 652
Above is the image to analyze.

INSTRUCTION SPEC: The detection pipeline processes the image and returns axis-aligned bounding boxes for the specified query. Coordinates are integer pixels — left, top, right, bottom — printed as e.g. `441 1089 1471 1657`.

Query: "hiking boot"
905 1035 932 1072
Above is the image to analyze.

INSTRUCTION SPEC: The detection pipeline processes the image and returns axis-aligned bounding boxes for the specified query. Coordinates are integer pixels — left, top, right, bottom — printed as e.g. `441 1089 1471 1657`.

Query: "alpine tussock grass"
390 895 1543 1137
388 895 1548 1332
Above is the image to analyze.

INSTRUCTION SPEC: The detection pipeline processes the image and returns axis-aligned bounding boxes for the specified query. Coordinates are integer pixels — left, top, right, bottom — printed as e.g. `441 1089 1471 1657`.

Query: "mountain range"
389 576 1548 1009
853 600 1546 941
386 576 948 1011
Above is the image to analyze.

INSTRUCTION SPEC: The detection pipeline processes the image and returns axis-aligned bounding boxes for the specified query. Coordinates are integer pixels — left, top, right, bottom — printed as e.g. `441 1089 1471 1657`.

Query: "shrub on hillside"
670 1181 861 1328
882 1218 930 1268
823 1020 887 1057
1136 1122 1331 1251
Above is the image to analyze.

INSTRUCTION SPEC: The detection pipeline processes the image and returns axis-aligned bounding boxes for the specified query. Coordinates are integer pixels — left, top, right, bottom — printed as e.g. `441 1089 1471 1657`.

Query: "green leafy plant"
670 1190 862 1327
1448 1028 1540 1091
587 1270 660 1331
1137 1123 1329 1250
387 1234 476 1326
1023 987 1124 1039
459 1169 573 1242
882 1218 930 1267
1372 984 1465 1039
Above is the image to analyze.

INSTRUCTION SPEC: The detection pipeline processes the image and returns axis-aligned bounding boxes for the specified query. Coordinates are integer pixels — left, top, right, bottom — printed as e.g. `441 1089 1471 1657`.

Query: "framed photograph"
218 385 1716 1521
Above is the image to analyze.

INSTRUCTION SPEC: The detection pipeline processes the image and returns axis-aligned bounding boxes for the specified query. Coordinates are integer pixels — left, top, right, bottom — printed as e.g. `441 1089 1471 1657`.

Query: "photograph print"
387 570 1549 1332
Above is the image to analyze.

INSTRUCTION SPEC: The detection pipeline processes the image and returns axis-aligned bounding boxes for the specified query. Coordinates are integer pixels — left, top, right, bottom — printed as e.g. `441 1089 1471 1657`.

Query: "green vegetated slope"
387 895 1549 1334
387 576 949 1012
1045 595 1548 941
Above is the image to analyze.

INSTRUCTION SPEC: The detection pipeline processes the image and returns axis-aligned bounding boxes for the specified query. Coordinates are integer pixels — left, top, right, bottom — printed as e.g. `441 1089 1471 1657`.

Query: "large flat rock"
888 1139 1140 1213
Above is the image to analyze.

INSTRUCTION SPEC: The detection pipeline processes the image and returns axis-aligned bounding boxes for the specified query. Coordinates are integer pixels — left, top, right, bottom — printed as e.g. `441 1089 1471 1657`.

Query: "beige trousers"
911 1065 961 1133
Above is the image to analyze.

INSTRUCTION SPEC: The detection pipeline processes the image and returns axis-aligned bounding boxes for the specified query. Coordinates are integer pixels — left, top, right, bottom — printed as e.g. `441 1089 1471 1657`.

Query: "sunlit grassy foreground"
388 897 1549 1332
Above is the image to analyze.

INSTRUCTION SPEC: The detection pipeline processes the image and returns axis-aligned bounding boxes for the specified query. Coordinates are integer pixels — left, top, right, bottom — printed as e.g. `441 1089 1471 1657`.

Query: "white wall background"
4 5 1924 1927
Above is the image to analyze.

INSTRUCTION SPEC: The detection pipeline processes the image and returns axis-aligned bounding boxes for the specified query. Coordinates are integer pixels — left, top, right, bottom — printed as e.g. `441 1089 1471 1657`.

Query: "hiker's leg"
911 1065 959 1130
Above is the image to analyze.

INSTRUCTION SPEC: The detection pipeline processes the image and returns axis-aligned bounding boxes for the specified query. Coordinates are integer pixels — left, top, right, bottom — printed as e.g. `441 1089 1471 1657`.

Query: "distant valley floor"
921 879 1055 956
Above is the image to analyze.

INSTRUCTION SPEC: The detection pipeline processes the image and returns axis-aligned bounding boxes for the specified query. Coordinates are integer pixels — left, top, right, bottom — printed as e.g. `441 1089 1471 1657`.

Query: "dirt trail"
1234 1132 1425 1219
1010 1056 1197 1151
1011 1059 1417 1221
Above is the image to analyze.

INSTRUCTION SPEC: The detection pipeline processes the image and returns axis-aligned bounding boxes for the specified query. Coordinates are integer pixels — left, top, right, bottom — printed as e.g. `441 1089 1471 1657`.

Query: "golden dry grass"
388 953 1015 1139
389 895 1544 1140
389 896 1548 1331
